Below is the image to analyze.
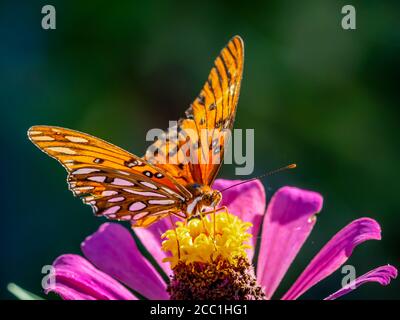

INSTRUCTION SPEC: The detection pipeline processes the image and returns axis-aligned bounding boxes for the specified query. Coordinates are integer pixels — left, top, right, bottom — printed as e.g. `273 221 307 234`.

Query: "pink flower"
46 179 397 300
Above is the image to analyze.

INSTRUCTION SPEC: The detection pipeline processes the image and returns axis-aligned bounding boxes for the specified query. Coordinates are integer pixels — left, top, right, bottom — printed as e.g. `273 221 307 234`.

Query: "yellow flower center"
161 212 252 268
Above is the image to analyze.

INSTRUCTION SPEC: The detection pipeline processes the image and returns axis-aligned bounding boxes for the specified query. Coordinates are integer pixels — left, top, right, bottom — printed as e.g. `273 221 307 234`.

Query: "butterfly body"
28 36 244 228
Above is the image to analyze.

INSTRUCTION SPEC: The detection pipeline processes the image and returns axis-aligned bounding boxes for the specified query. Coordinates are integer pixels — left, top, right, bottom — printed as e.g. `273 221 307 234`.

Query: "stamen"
162 212 252 268
161 211 265 299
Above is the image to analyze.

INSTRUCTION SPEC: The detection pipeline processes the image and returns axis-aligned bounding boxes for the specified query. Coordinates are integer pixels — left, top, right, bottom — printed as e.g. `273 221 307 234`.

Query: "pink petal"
134 218 174 276
46 254 136 300
282 218 382 300
81 223 169 300
213 178 266 260
324 265 397 300
256 186 323 299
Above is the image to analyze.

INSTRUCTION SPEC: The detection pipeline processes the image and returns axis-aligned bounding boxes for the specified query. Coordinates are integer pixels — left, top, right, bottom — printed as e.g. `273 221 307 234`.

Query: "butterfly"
28 36 244 228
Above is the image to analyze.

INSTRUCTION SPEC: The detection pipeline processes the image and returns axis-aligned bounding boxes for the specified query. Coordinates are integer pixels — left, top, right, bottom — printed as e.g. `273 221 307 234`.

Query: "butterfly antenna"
220 163 297 193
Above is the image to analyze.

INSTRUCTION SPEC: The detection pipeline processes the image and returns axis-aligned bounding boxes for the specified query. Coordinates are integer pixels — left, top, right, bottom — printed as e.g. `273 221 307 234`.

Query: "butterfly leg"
169 215 181 260
199 212 210 236
199 209 218 251
222 205 229 219
213 206 217 239
200 207 228 248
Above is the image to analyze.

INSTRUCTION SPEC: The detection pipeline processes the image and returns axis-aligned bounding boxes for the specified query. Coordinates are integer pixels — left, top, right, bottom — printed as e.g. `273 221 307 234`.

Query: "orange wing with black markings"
28 126 191 227
145 36 244 186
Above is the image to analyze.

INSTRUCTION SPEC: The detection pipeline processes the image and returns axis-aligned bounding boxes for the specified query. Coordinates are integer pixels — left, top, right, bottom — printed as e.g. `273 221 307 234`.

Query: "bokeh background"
1 0 399 299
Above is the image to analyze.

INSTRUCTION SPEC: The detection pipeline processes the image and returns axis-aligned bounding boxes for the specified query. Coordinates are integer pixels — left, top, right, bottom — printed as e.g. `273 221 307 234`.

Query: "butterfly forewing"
28 36 245 227
28 126 191 227
145 36 244 186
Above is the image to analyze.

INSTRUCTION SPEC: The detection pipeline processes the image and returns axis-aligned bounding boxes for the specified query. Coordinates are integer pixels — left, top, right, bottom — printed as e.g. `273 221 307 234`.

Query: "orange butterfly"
28 36 244 228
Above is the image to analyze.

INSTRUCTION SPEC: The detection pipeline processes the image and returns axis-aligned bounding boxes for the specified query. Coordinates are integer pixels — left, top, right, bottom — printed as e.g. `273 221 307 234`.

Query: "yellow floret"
161 212 252 268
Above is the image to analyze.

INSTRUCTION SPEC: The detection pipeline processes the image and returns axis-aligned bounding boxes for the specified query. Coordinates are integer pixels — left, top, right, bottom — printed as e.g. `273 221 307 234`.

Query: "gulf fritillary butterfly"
28 36 244 228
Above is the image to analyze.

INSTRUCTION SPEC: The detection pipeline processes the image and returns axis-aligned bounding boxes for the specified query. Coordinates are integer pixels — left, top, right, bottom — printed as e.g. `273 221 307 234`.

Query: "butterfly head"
187 184 222 212
206 189 222 208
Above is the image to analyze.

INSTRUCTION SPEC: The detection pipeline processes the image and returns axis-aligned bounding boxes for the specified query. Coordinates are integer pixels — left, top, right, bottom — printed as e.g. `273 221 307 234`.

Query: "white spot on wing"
129 202 146 211
88 176 106 182
73 168 100 175
127 190 166 198
65 136 89 143
108 196 125 203
103 206 120 215
132 211 149 220
29 130 42 135
117 170 130 176
148 199 175 205
31 136 55 141
161 187 185 201
140 181 157 190
102 190 118 196
229 84 236 95
161 187 174 194
74 186 94 193
112 178 134 186
47 147 76 155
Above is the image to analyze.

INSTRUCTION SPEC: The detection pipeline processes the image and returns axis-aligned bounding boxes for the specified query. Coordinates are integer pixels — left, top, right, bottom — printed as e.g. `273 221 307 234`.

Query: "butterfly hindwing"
145 36 244 186
28 126 191 227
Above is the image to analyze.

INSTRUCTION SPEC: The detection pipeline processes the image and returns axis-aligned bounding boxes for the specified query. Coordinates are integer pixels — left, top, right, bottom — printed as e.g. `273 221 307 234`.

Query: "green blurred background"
1 0 399 299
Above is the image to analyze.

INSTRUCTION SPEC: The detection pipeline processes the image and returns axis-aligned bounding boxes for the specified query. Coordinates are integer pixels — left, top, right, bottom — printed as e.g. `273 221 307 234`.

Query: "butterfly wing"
145 35 244 186
28 126 192 227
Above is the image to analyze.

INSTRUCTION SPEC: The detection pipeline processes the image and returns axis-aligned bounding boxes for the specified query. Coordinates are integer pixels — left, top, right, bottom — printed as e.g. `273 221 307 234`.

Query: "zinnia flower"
46 179 397 300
